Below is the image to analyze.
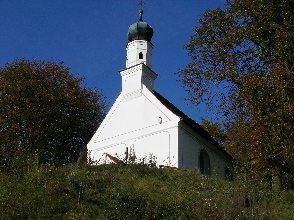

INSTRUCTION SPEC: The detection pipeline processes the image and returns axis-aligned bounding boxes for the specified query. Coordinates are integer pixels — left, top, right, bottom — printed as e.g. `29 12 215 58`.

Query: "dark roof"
153 90 232 160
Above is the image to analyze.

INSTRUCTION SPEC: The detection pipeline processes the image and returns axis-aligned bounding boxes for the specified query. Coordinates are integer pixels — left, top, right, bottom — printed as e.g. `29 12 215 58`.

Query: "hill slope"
1 164 294 219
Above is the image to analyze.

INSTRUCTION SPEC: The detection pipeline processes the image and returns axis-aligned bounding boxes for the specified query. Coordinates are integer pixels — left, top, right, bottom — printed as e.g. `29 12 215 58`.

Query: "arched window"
139 52 143 59
225 167 234 181
199 149 211 176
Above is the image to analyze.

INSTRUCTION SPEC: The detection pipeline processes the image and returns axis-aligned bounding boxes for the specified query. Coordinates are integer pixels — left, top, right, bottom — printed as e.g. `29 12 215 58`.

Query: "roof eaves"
152 90 232 160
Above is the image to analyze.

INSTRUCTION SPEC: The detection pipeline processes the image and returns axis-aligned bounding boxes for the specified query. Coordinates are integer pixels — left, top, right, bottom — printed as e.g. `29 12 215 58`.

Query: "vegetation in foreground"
1 163 294 220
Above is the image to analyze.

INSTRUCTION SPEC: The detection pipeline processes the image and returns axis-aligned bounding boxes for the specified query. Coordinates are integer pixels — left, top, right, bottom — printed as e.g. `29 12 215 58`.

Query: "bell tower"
126 9 153 68
126 40 153 69
120 9 157 97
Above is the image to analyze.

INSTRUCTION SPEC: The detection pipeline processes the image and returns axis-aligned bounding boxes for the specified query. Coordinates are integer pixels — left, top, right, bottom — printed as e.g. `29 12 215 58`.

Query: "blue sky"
0 0 226 123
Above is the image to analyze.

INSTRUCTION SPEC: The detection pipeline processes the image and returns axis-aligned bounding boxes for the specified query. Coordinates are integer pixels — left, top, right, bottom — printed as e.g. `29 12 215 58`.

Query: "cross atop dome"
138 0 146 8
138 0 146 22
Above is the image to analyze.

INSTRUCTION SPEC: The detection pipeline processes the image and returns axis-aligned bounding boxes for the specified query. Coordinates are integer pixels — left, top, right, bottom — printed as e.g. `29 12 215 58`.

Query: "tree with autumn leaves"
0 58 106 173
177 0 294 189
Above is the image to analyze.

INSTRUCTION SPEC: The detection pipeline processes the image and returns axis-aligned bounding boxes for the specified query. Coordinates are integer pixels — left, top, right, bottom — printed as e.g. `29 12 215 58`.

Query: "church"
87 10 233 179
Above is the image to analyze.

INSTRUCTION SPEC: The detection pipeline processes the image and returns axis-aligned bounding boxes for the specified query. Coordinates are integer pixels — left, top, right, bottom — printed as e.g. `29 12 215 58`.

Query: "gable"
87 86 180 151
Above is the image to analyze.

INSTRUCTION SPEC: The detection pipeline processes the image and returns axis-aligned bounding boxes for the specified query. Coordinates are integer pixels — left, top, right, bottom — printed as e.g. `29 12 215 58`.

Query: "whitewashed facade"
87 11 233 179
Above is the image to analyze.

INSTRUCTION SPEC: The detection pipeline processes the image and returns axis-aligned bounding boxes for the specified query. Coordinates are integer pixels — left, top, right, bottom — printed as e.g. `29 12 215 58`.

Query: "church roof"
127 9 153 42
152 90 232 160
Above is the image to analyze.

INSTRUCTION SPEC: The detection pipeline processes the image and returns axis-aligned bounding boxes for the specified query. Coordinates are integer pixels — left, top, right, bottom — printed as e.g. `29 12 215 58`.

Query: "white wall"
126 40 153 68
90 126 179 167
88 85 180 167
178 122 232 179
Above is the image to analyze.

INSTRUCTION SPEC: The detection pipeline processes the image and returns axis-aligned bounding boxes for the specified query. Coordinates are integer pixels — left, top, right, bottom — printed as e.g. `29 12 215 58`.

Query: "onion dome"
127 9 154 42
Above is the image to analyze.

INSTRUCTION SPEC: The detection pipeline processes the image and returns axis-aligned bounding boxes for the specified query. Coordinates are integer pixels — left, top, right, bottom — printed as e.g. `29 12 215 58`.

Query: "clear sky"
0 0 226 123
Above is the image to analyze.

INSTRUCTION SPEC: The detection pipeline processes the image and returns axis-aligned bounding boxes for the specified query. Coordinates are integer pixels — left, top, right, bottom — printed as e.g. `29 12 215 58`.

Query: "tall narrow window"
199 149 211 176
139 52 143 59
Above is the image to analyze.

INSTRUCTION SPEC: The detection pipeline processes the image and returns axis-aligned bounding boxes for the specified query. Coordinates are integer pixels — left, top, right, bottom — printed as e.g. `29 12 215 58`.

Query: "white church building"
87 10 233 179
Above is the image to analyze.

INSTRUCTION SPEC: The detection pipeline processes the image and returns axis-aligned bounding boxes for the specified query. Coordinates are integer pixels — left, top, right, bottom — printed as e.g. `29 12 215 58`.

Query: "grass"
1 163 294 219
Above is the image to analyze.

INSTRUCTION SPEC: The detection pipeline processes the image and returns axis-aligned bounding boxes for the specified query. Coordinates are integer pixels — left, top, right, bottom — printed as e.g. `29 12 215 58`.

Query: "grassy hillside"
1 164 294 219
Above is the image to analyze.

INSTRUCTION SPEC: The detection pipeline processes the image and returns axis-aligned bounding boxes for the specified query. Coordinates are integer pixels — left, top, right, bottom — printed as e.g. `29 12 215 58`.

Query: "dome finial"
139 9 143 22
127 2 153 42
138 0 145 21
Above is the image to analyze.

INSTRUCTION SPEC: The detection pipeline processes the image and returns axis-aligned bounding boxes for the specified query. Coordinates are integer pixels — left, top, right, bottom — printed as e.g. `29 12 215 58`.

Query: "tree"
177 0 294 188
0 58 106 172
200 118 227 146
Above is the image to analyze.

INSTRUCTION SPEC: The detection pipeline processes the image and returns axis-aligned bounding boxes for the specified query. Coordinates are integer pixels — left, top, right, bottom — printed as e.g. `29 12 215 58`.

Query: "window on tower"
139 52 143 59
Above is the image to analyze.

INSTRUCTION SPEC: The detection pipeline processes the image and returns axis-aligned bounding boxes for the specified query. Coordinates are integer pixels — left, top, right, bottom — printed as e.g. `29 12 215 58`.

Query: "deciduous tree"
177 0 294 188
0 58 106 172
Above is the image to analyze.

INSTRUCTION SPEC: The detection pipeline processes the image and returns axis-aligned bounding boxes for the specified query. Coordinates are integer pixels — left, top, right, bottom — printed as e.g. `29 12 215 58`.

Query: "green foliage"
0 58 106 172
177 0 294 188
200 118 227 146
0 164 293 219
